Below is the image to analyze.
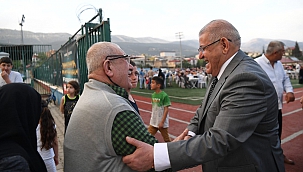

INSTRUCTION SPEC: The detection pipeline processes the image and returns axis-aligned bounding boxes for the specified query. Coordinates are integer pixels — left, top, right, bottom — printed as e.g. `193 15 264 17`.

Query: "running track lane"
132 87 303 172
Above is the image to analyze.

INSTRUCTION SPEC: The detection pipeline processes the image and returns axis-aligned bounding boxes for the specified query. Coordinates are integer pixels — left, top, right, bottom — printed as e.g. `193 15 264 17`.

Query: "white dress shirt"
255 54 293 109
154 51 238 171
0 71 23 87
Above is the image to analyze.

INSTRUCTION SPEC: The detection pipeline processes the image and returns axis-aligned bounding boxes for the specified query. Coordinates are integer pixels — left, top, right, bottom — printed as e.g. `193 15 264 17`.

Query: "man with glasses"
123 19 284 172
255 41 295 165
64 42 159 172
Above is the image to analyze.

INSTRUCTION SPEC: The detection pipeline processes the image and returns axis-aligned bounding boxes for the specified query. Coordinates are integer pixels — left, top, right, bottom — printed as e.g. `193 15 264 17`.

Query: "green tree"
182 60 191 68
292 42 302 59
196 59 206 68
36 52 49 66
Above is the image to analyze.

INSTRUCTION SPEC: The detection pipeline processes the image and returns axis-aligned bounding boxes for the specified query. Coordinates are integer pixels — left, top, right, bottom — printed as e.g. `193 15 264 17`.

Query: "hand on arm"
173 128 189 142
112 111 158 171
123 137 154 172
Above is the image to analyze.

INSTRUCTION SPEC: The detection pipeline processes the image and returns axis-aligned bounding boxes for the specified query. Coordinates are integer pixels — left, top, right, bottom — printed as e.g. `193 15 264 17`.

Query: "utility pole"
19 14 26 78
19 14 25 44
175 32 183 69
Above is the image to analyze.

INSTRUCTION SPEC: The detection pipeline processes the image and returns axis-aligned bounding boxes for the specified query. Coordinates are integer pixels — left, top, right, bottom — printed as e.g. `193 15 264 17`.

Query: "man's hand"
1 71 10 82
158 122 164 129
123 136 154 172
173 128 189 142
285 92 295 103
54 156 59 166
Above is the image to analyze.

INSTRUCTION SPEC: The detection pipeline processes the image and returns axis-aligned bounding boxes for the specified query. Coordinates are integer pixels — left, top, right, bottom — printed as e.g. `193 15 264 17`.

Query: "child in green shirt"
148 76 171 142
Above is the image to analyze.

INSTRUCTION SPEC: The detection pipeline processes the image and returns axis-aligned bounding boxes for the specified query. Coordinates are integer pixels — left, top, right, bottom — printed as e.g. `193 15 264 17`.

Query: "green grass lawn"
131 79 303 106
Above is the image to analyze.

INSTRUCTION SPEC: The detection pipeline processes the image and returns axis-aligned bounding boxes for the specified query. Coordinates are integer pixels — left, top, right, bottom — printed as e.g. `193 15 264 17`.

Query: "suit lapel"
200 77 214 108
200 50 246 120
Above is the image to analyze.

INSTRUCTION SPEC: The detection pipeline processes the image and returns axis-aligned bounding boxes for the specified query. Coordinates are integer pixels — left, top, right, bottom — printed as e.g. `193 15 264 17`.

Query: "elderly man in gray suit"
123 19 285 172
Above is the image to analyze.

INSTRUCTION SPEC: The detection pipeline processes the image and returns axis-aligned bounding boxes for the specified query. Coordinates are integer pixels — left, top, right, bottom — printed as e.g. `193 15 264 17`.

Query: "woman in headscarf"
0 83 47 172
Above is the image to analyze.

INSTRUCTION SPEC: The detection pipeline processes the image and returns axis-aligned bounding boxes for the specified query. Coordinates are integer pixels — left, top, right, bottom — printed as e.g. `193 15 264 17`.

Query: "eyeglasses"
105 54 131 64
198 38 232 53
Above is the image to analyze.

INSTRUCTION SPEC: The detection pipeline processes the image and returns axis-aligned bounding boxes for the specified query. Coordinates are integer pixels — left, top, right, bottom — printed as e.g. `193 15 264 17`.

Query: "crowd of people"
138 66 211 90
1 19 303 172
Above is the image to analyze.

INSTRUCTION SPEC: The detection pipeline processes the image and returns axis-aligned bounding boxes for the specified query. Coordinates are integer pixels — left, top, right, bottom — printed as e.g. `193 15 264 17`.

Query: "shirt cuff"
154 143 171 171
187 131 196 137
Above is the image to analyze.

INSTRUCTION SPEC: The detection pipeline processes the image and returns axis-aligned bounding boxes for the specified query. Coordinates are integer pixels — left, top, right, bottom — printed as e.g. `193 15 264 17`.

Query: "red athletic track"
132 87 303 172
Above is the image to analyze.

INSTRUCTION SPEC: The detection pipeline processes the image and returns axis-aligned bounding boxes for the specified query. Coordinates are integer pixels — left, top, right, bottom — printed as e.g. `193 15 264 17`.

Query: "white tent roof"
0 52 9 58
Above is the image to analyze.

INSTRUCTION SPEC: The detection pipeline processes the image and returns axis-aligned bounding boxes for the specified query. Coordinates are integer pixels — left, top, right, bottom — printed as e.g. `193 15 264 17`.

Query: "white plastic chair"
198 74 206 88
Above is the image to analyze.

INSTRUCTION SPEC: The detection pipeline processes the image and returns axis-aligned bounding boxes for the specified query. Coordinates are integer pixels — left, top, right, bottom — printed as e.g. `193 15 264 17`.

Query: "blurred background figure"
0 83 47 172
128 60 140 114
158 68 166 89
138 67 145 89
0 57 23 87
255 40 295 165
147 66 154 89
60 81 80 134
37 100 59 172
299 65 303 84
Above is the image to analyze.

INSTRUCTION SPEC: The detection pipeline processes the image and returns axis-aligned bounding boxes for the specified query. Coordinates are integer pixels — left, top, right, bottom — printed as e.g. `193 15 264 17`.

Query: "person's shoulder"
10 70 22 75
276 60 283 65
161 90 169 96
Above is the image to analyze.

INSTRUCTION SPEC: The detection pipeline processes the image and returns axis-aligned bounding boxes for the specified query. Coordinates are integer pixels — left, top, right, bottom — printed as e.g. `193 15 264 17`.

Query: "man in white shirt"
255 40 295 165
0 57 23 87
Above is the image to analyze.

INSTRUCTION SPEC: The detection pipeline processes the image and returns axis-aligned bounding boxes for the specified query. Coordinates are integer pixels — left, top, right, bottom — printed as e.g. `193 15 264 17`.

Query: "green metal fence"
33 8 111 95
0 44 52 81
1 8 111 100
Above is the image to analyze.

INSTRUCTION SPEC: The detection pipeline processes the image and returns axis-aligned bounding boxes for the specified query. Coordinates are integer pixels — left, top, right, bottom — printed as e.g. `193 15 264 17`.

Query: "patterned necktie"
206 77 218 103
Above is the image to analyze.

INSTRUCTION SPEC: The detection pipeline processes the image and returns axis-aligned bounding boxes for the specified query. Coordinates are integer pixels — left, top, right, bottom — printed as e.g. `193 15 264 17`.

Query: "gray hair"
266 41 285 55
86 42 124 74
199 19 241 47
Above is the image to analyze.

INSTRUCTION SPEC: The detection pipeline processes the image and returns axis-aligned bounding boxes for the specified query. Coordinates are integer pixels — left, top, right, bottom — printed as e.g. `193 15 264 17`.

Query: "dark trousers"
278 109 282 140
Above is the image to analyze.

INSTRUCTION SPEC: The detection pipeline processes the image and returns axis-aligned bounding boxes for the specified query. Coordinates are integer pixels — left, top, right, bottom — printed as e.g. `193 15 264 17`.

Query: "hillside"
0 28 302 56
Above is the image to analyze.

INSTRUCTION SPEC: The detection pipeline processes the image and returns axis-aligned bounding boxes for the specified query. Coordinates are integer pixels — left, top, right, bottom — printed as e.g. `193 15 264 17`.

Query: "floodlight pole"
19 14 26 77
19 14 25 44
175 32 183 69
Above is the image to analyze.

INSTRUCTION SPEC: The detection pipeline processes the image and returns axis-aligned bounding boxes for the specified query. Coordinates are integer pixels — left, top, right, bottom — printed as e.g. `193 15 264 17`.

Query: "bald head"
199 19 241 48
86 42 125 74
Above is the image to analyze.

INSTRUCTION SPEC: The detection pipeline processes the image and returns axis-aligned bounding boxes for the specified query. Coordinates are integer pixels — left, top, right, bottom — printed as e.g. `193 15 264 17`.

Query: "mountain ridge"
0 28 302 56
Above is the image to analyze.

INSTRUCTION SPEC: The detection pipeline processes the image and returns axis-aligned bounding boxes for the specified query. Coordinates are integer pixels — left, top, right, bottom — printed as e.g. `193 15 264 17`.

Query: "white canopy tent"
0 52 9 58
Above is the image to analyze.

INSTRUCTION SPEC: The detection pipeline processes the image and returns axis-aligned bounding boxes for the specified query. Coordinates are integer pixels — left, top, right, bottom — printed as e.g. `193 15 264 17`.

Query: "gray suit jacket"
167 50 285 172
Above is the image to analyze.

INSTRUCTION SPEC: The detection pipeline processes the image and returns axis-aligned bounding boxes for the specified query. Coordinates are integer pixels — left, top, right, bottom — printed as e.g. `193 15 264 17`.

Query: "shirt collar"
217 51 238 80
262 54 276 65
106 83 129 99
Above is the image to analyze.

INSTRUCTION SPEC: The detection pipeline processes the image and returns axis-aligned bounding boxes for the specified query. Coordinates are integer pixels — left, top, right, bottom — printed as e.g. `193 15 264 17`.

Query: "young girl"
60 80 80 134
37 100 59 172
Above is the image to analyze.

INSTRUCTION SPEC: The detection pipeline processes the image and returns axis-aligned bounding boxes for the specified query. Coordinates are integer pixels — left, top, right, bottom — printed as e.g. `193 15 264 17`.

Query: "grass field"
131 79 303 105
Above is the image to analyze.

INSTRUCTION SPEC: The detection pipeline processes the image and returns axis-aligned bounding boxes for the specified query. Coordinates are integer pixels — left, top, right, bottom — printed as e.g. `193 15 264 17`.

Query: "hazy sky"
1 0 303 43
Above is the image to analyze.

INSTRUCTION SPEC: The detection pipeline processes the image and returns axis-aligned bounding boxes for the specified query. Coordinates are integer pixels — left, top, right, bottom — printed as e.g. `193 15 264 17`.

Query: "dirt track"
133 87 303 172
